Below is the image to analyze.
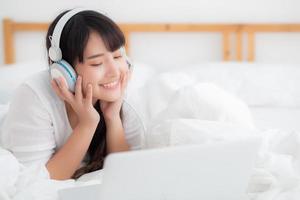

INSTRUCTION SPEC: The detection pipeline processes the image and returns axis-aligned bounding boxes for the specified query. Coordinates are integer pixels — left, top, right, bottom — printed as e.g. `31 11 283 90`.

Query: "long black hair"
46 9 126 179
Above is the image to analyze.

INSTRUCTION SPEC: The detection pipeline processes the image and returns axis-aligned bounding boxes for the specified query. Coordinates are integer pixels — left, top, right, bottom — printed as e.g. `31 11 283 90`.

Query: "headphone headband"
48 8 131 65
49 8 86 61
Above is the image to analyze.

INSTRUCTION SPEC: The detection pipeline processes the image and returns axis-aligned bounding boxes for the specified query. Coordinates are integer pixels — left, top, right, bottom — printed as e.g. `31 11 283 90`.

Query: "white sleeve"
1 83 56 167
121 101 146 150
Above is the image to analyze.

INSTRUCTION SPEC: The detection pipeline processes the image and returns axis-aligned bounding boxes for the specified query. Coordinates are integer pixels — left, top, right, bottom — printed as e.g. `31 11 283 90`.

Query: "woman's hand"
100 70 131 121
51 76 100 128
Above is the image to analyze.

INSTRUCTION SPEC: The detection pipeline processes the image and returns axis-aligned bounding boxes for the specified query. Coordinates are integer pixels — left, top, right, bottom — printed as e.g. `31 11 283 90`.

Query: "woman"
1 8 145 180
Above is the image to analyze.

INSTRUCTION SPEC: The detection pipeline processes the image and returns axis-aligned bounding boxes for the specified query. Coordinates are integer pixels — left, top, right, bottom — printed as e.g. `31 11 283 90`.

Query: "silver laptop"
58 137 261 200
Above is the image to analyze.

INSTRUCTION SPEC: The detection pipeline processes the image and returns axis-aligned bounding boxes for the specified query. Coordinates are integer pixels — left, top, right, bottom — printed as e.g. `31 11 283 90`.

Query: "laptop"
58 137 261 200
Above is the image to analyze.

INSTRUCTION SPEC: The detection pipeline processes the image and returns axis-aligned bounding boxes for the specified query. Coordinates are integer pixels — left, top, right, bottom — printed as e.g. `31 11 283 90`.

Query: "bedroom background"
0 0 300 67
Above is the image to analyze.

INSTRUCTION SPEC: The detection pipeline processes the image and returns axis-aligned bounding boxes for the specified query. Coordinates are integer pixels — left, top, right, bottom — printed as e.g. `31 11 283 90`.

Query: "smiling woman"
1 8 145 180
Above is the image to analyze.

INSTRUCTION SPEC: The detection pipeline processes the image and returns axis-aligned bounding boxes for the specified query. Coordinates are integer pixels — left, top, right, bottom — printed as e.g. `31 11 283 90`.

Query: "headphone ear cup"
48 46 62 62
50 60 77 92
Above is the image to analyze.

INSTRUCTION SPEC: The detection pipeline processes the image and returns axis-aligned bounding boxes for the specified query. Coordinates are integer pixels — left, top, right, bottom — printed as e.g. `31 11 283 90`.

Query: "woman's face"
75 31 129 103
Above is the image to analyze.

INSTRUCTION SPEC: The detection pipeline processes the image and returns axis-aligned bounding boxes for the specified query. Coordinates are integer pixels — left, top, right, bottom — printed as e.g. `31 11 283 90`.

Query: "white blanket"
1 125 300 200
126 72 255 131
146 119 300 199
0 147 102 200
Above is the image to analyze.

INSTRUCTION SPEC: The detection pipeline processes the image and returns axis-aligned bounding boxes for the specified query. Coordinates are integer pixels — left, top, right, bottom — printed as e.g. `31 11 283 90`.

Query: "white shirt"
1 70 145 167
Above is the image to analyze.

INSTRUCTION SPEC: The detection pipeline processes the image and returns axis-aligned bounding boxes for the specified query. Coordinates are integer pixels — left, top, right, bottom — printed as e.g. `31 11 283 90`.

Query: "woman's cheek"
81 73 99 91
120 63 130 75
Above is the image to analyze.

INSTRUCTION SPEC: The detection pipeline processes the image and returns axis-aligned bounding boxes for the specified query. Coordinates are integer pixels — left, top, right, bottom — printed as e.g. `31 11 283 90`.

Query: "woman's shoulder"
21 70 60 102
11 70 62 113
23 70 52 92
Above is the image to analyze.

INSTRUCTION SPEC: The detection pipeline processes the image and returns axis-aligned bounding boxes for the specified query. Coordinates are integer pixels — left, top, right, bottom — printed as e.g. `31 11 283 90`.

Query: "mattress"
250 106 300 132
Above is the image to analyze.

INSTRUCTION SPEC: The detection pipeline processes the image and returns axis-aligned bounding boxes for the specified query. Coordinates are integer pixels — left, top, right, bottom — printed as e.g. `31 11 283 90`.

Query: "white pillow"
146 119 260 148
0 61 47 104
174 62 300 107
153 82 255 128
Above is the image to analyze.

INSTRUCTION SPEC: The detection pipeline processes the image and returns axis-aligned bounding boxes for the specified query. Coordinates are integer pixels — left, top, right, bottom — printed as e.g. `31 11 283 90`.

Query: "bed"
2 19 300 130
1 18 300 200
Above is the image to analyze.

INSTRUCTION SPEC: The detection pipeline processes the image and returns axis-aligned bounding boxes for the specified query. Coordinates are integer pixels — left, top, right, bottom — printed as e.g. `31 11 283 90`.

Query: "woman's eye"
114 55 122 59
91 63 103 67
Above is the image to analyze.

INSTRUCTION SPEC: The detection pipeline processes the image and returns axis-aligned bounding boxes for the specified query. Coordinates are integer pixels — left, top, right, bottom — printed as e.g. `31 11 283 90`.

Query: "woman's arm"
47 76 100 180
46 122 97 180
105 116 129 154
47 115 129 180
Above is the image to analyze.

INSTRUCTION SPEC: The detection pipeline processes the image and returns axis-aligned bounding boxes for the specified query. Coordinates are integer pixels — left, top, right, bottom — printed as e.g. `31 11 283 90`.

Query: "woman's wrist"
77 120 98 133
79 114 100 127
103 113 121 123
105 115 122 128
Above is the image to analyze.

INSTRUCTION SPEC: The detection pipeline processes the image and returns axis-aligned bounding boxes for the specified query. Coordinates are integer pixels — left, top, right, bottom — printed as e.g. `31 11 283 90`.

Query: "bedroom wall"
0 0 299 69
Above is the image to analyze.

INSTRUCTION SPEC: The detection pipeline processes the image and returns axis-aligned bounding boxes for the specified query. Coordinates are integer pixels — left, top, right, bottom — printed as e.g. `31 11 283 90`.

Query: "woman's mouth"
99 80 120 90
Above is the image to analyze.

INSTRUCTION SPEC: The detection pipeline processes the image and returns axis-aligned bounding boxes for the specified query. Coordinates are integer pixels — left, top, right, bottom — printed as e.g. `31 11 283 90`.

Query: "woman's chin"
96 94 121 102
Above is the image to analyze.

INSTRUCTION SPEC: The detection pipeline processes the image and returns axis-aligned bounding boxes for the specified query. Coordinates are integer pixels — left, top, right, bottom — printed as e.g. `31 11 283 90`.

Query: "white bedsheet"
251 106 300 132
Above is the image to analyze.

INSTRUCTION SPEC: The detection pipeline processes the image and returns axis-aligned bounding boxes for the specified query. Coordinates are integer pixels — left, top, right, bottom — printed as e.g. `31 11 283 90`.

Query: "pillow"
172 62 300 107
153 82 255 128
0 60 47 104
146 119 260 148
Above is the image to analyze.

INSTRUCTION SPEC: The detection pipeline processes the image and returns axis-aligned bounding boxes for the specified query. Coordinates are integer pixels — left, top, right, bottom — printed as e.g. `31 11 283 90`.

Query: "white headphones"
49 8 132 92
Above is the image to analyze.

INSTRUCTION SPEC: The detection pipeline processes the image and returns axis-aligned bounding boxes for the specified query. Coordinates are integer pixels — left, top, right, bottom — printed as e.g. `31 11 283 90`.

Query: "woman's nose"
104 58 119 77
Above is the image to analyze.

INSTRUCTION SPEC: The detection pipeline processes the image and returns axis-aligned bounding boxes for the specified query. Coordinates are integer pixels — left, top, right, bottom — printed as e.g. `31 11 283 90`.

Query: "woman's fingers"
75 75 83 100
52 76 92 107
57 77 75 102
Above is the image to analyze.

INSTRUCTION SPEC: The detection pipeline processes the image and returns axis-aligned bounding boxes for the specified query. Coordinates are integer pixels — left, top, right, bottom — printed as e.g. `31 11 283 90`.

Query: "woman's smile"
99 79 120 90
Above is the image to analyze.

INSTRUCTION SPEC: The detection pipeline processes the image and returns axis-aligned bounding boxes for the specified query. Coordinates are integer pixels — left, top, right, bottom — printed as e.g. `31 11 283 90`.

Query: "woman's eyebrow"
87 53 104 60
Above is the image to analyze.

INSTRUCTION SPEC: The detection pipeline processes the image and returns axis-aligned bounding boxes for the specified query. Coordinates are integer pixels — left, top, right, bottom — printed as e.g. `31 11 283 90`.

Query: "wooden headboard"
3 18 300 64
